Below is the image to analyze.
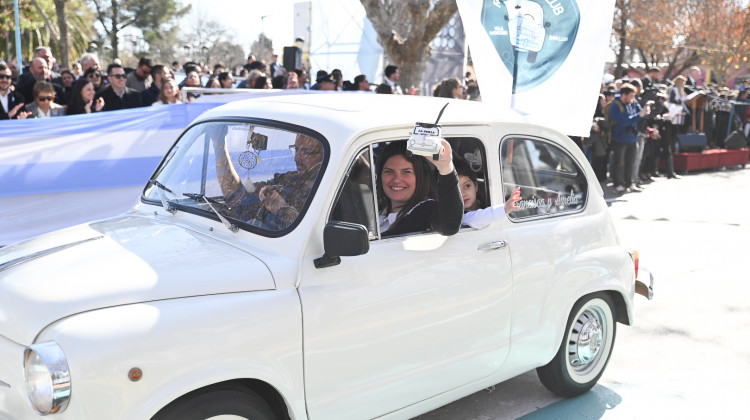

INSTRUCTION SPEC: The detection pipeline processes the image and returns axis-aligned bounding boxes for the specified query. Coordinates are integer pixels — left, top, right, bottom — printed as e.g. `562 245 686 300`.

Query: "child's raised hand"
504 187 521 215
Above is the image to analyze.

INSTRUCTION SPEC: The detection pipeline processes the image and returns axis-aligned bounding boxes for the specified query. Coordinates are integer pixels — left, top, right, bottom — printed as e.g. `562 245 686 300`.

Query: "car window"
330 147 378 238
500 137 587 219
144 121 326 235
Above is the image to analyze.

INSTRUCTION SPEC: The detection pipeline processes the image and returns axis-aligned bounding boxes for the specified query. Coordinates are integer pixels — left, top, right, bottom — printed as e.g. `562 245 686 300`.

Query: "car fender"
35 290 305 420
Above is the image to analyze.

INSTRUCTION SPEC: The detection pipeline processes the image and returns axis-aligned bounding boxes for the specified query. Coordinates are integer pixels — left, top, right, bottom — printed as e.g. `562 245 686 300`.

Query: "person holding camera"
608 83 650 193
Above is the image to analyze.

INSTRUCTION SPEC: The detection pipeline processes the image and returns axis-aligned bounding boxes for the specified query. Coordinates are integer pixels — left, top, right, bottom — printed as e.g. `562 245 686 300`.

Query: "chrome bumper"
635 267 654 300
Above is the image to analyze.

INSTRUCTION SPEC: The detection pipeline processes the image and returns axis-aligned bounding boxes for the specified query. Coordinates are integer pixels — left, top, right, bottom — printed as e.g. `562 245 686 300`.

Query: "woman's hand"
431 138 455 175
504 187 521 215
94 97 105 112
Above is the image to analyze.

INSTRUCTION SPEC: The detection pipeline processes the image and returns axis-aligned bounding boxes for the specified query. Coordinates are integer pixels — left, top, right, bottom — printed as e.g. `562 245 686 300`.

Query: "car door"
497 135 595 358
299 131 513 420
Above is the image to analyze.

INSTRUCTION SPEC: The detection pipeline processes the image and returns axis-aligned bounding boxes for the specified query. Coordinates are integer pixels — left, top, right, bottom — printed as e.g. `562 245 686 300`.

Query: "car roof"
194 93 527 146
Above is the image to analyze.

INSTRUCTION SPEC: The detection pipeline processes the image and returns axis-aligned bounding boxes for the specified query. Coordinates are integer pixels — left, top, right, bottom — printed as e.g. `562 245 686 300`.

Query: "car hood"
0 215 275 344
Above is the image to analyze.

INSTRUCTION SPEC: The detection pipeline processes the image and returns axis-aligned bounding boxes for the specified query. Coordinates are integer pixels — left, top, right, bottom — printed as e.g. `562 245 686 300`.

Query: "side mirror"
314 221 370 269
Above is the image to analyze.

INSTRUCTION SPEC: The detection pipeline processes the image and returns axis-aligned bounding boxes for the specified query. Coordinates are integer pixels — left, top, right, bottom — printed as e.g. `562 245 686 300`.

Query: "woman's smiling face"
381 154 416 212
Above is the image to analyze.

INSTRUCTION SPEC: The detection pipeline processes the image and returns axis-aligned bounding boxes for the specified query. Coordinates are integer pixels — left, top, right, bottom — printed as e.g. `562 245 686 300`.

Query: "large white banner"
457 0 616 136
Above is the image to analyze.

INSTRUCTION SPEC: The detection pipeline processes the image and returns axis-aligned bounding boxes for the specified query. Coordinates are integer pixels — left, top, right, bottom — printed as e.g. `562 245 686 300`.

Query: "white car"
0 94 652 420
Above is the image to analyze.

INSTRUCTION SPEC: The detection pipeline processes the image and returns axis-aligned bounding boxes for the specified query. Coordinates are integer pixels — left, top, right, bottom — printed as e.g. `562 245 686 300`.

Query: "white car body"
0 94 650 420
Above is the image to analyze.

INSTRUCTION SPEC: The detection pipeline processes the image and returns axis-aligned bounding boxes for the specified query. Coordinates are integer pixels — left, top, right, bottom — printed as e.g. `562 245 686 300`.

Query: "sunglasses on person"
109 74 127 79
0 74 11 80
87 73 101 79
37 95 53 102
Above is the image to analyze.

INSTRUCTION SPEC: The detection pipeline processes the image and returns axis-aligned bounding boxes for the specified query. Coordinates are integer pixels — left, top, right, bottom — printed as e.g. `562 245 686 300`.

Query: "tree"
180 16 237 67
91 0 190 59
250 33 273 64
360 0 458 92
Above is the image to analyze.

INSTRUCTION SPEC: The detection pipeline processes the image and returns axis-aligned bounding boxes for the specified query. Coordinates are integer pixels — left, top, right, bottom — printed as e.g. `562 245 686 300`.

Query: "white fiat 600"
0 94 652 420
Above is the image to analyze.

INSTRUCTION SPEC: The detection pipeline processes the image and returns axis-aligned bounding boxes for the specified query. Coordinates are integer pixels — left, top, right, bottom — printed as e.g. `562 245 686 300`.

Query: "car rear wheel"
151 382 279 420
537 293 617 397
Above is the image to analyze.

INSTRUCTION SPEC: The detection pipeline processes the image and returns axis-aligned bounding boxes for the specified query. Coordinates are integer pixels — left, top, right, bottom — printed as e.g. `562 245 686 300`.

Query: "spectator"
205 76 221 89
18 57 61 104
97 64 142 111
354 74 370 91
375 83 393 94
71 62 83 78
126 57 153 92
435 78 463 99
465 79 481 101
213 63 225 75
67 78 104 115
609 83 650 193
285 72 299 90
152 79 182 106
238 68 264 89
252 76 271 89
7 60 20 83
184 70 203 101
331 69 344 91
0 63 29 119
83 67 105 93
218 71 235 88
269 54 282 77
687 66 702 89
171 61 180 73
384 65 402 94
26 81 65 118
58 69 75 106
33 46 58 77
141 64 169 106
294 68 309 89
642 67 660 91
314 72 336 91
272 75 287 89
79 53 101 75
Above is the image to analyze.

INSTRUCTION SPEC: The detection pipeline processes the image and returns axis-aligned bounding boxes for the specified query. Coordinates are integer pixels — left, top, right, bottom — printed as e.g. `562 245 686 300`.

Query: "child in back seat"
454 157 521 228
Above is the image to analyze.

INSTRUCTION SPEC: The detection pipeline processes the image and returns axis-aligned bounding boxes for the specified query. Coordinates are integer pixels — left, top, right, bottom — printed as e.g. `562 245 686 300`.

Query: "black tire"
152 383 278 420
536 293 617 397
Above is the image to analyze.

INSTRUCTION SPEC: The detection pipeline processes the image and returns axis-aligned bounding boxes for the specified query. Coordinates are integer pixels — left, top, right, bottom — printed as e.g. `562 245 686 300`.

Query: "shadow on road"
517 385 622 420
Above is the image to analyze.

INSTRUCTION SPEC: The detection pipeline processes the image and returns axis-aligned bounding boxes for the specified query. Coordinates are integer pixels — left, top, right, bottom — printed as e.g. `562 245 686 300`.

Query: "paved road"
417 166 750 420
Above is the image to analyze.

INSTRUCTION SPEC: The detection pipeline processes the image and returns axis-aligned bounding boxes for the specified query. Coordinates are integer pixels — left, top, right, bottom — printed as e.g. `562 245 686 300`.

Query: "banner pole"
510 2 521 108
14 0 23 74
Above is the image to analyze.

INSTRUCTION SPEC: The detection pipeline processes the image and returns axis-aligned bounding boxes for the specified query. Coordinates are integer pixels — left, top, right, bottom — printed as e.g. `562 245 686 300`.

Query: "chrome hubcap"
568 310 603 370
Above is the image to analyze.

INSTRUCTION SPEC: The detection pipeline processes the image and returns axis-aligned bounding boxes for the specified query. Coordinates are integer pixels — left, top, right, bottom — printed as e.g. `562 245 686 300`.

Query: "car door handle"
478 240 507 252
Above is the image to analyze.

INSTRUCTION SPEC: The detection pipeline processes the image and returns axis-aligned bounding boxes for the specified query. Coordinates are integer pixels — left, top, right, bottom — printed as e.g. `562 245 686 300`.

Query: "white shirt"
379 211 399 233
462 205 507 229
36 107 51 118
0 91 9 113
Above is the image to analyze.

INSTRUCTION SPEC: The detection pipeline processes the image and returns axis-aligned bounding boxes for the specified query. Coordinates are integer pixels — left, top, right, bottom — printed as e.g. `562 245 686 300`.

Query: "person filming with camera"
608 83 650 194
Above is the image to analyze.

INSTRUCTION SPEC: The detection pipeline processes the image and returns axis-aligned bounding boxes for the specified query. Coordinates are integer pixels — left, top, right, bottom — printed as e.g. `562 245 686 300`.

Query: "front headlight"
24 341 71 415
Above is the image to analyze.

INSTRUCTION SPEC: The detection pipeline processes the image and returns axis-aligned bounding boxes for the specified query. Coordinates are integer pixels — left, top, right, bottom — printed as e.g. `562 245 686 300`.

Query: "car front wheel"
151 382 279 420
537 293 616 397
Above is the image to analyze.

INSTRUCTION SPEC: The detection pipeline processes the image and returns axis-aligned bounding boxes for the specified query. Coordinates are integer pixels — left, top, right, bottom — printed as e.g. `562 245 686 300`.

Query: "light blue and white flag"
457 0 616 136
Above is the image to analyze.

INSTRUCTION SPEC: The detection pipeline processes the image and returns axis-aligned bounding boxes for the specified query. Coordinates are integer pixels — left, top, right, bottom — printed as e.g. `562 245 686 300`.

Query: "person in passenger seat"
453 157 521 228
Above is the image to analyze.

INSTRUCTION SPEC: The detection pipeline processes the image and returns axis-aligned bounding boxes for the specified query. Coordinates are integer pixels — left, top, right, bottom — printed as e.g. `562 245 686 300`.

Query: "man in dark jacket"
17 57 62 104
97 64 141 111
609 83 651 193
140 64 169 106
0 63 29 119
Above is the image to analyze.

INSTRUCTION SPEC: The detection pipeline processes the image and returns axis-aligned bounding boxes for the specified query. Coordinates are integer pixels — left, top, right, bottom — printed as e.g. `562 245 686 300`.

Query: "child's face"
459 175 478 210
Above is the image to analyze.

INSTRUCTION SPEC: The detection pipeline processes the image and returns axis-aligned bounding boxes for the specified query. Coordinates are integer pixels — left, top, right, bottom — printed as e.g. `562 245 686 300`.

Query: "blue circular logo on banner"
481 0 580 92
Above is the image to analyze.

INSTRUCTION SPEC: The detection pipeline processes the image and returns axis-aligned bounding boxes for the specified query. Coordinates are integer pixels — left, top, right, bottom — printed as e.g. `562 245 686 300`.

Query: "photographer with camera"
608 83 650 194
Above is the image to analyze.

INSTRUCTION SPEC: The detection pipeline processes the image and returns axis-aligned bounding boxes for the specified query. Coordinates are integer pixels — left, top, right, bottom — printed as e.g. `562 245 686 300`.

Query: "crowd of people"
576 65 750 194
0 46 486 121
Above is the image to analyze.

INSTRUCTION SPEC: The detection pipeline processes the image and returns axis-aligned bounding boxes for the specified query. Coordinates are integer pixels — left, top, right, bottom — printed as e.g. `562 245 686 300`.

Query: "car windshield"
143 121 326 235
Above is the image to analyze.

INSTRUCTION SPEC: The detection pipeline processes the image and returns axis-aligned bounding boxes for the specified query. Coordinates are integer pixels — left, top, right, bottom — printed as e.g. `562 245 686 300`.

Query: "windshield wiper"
148 179 176 214
183 193 239 233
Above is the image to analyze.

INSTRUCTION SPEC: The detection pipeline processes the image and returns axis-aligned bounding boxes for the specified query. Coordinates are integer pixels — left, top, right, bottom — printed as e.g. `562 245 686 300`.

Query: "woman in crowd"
26 82 65 118
669 75 689 133
435 78 463 99
252 76 271 89
285 72 299 89
218 71 235 88
83 67 104 92
376 140 462 237
184 70 203 101
205 76 221 89
58 69 75 106
152 79 183 106
67 78 104 115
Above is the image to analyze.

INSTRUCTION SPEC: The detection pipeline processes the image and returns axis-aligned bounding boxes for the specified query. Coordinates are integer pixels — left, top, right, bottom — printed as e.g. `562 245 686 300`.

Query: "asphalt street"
416 165 750 420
